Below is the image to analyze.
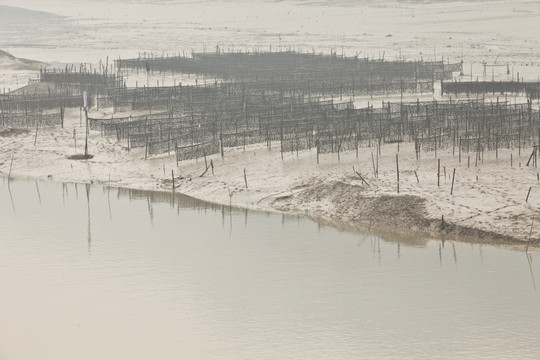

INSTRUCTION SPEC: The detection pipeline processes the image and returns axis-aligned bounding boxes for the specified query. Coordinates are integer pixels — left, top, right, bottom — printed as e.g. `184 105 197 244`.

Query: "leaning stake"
450 168 456 195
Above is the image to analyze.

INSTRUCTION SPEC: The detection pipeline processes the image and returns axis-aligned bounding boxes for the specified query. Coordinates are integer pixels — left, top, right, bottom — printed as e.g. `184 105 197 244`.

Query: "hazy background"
1 0 539 89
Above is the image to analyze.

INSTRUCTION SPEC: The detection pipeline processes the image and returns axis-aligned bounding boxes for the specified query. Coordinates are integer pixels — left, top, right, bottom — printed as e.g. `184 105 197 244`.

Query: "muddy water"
1 177 539 360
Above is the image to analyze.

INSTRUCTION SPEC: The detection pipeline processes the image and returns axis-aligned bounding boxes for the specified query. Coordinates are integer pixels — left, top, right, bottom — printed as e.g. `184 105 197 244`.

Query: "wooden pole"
317 140 320 165
396 154 400 194
371 151 376 177
220 131 224 158
437 158 440 187
376 149 379 178
34 121 39 146
451 168 456 195
459 137 462 163
84 108 89 157
204 149 207 169
280 119 284 160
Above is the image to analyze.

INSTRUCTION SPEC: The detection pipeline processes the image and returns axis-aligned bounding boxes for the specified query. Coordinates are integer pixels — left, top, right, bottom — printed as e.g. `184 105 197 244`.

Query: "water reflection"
35 180 41 206
146 194 153 225
527 253 537 290
85 183 91 253
3 177 538 276
1 177 539 360
106 186 112 221
6 176 15 212
105 182 539 295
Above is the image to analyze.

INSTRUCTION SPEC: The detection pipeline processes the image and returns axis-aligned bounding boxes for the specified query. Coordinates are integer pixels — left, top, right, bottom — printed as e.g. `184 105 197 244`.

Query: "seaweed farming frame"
4 50 540 167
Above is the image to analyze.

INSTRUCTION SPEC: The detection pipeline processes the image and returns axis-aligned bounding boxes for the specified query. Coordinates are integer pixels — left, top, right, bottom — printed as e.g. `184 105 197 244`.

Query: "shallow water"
1 177 539 360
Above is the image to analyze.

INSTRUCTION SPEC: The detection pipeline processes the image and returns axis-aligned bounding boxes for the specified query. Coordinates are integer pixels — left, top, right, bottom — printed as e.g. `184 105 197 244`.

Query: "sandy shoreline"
1 0 539 249
1 108 539 250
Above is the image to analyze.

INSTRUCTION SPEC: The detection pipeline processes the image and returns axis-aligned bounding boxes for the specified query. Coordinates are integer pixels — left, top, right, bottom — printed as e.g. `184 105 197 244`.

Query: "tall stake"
437 158 440 187
451 168 456 195
396 154 400 194
371 151 376 177
376 150 379 178
34 121 39 146
84 108 89 157
316 140 320 165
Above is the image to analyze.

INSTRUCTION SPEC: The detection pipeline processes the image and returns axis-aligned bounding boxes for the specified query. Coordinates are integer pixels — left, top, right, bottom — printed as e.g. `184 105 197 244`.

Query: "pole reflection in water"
35 179 41 206
527 253 537 291
147 194 153 226
85 183 91 253
0 177 539 360
6 176 15 212
107 186 112 221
